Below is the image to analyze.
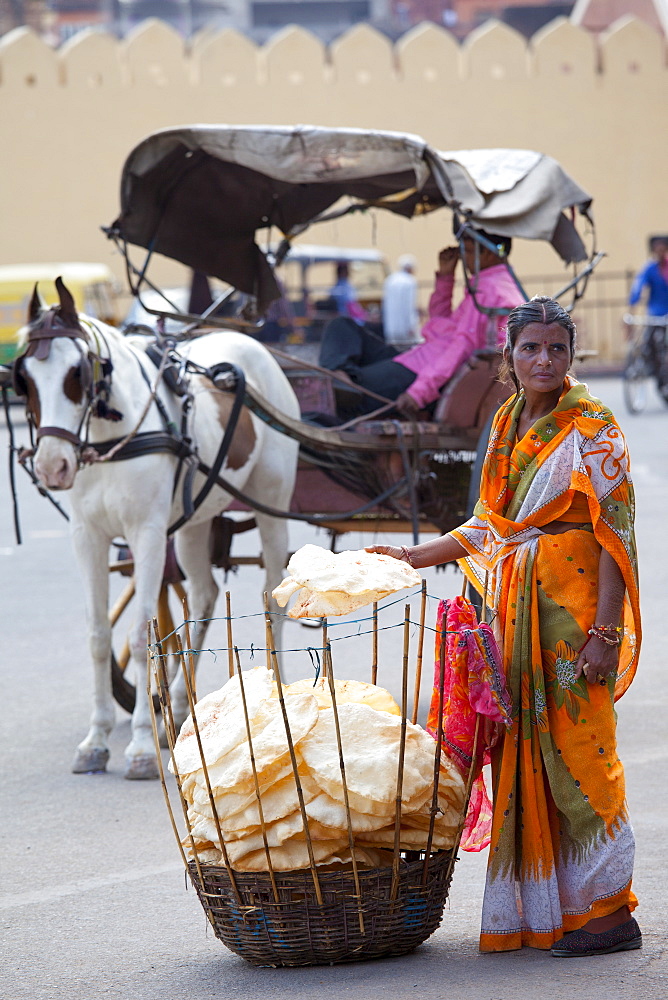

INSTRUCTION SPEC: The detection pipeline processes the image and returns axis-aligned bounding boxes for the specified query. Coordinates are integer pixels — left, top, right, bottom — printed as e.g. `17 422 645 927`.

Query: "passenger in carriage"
327 261 369 323
319 231 524 419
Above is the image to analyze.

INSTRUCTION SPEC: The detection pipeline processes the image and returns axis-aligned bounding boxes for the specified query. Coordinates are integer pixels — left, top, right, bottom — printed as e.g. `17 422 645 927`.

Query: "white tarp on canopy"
111 124 593 310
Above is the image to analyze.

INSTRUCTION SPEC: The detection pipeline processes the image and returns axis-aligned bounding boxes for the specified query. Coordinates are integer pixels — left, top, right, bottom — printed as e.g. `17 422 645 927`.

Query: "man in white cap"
382 254 419 347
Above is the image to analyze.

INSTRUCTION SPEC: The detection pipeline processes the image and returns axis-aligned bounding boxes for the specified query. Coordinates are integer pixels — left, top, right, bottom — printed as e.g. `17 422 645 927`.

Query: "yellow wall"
1 15 667 360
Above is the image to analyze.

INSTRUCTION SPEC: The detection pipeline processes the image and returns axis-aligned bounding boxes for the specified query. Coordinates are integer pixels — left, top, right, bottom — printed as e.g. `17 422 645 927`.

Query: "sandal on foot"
551 918 642 957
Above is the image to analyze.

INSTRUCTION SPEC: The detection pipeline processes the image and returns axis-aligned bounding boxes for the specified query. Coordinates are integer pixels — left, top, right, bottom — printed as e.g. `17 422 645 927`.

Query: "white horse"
15 278 299 779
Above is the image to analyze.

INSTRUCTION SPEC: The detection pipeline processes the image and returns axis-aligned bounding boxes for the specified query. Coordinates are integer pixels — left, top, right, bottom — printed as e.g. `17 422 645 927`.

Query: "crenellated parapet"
0 16 666 360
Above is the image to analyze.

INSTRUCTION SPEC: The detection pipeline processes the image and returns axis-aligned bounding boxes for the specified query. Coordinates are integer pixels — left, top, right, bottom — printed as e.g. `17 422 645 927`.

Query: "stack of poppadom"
171 667 465 872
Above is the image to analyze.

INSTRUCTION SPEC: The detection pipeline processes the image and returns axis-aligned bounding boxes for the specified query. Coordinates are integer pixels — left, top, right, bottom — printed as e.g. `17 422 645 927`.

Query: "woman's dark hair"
499 296 577 396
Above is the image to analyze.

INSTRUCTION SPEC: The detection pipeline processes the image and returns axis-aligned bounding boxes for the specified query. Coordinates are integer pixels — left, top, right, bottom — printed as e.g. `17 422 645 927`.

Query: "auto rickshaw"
0 261 119 364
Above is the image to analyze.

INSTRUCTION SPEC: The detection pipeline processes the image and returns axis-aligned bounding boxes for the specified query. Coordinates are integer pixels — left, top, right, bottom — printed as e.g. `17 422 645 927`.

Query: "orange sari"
451 377 641 951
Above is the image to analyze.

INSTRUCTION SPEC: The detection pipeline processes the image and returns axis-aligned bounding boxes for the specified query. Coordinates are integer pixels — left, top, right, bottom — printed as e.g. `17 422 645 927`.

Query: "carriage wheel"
622 345 649 414
109 577 187 713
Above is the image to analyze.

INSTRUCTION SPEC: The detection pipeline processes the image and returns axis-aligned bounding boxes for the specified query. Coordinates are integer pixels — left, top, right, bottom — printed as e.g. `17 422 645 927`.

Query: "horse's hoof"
72 747 110 774
124 754 159 781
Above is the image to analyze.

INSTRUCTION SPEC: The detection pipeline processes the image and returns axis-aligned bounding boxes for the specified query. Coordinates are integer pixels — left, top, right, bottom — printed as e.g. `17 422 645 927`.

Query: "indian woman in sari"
368 296 642 957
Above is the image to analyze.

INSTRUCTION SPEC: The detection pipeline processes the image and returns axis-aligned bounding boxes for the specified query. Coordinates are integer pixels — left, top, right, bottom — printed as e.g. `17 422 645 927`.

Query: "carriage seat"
431 349 506 433
287 349 507 441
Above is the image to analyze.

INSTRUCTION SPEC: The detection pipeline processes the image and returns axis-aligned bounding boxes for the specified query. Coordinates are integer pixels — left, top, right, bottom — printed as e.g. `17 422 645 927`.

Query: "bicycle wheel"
654 329 668 407
622 347 649 414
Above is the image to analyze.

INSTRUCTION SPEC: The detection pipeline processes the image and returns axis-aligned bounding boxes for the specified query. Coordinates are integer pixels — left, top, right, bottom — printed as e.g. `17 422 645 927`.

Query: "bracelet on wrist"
588 626 621 646
400 545 414 567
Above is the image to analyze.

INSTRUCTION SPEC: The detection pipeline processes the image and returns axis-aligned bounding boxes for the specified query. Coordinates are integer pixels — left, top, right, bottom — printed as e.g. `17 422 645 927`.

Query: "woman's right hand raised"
364 544 410 563
437 246 460 277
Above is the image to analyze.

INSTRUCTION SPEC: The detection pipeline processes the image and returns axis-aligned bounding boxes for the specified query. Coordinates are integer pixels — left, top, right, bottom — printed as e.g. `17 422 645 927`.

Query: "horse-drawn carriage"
2 125 599 778
107 124 597 532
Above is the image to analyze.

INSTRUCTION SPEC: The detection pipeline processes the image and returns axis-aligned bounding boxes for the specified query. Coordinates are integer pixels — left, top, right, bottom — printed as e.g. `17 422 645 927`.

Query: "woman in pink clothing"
318 231 524 419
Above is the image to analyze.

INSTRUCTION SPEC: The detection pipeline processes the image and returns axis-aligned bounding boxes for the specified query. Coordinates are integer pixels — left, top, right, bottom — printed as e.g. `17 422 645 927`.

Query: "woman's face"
509 322 572 395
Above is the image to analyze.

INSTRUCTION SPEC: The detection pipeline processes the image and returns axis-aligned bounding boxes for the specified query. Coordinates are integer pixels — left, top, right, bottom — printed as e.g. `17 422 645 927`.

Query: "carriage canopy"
109 125 593 312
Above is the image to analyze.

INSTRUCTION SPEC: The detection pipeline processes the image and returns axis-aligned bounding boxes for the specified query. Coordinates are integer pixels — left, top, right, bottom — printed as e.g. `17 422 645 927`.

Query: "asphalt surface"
1 376 667 999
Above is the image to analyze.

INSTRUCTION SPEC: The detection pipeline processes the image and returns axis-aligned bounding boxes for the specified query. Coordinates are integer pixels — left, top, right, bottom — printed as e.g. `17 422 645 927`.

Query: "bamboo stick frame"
321 619 328 680
234 646 280 902
371 601 378 685
263 592 324 906
146 641 223 929
146 622 190 871
226 592 234 679
421 614 447 886
180 599 196 700
162 620 242 900
151 617 177 748
442 715 482 891
157 584 176 660
424 575 491 888
323 641 365 936
411 580 427 725
173 581 189 609
390 605 411 901
148 618 209 893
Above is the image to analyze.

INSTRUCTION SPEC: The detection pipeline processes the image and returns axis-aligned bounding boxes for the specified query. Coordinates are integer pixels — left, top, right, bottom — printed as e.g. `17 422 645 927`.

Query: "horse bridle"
13 308 114 453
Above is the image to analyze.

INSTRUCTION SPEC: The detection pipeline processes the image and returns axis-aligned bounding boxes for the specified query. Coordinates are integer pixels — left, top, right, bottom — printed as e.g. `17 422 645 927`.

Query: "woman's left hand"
395 392 422 418
574 636 619 685
364 544 408 563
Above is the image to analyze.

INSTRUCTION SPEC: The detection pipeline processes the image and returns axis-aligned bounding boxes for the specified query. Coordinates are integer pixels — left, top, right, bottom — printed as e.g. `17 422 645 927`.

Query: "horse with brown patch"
15 279 300 780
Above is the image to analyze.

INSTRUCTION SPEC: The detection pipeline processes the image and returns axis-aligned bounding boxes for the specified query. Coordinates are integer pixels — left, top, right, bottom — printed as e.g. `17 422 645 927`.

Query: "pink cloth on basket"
426 596 511 852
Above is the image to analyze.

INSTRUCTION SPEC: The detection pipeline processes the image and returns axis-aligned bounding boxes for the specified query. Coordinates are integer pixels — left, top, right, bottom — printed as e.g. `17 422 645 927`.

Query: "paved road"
1 377 667 999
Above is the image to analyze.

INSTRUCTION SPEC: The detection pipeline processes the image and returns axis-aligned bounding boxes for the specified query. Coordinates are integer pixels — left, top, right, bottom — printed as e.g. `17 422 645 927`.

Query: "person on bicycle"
628 235 668 376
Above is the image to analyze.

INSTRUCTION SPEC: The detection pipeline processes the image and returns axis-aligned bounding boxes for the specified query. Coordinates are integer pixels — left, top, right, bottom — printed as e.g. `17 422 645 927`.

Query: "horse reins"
9 313 252 539
6 315 412 546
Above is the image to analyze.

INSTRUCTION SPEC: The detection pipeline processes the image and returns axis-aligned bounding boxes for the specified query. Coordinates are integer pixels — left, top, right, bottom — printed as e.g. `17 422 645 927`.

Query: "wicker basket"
187 849 456 967
148 588 477 968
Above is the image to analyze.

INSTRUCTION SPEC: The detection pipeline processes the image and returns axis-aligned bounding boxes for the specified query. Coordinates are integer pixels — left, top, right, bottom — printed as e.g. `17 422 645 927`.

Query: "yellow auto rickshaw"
0 262 119 364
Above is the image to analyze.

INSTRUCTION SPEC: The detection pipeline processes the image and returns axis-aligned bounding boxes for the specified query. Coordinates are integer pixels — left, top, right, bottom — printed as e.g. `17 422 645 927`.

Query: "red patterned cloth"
426 596 511 852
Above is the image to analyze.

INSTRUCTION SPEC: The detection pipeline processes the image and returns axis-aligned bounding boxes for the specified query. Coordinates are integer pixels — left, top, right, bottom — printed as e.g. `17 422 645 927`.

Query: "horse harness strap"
36 426 83 447
137 344 199 527
167 361 247 535
84 431 192 463
26 327 85 356
134 346 180 435
15 312 256 534
80 355 249 536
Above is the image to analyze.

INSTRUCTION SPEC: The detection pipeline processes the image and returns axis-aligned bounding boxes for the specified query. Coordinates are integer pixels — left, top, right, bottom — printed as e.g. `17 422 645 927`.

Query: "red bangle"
588 627 620 646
